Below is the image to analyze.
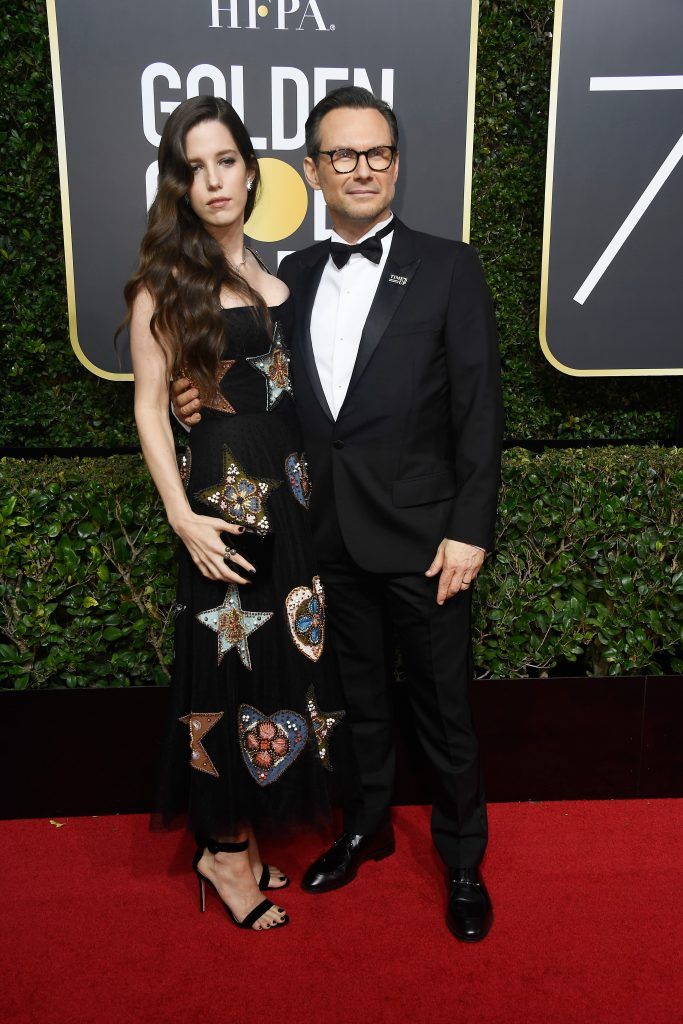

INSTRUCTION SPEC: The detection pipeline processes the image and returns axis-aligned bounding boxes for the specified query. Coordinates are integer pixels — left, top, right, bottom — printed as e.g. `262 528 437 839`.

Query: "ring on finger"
223 545 237 564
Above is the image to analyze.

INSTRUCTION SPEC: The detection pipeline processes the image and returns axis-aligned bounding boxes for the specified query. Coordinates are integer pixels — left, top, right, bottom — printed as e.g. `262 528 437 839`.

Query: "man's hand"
171 376 202 427
425 539 485 606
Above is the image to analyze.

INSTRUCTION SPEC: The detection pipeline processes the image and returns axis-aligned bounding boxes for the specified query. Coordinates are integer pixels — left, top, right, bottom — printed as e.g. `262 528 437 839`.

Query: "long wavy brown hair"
120 96 269 397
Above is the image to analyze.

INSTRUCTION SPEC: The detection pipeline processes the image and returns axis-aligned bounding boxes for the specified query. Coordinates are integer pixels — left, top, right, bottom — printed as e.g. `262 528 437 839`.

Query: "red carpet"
2 801 681 1024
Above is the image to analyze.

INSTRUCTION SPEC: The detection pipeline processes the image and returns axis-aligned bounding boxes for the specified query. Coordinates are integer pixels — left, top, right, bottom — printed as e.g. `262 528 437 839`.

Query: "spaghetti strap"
247 247 272 274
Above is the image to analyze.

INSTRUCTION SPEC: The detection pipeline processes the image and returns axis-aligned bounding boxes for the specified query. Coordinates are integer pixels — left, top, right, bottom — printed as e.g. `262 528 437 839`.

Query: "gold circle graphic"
257 4 269 15
246 158 308 243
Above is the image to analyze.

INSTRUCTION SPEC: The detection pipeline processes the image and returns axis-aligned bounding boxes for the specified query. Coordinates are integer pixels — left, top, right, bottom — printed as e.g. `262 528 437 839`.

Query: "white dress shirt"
310 214 394 419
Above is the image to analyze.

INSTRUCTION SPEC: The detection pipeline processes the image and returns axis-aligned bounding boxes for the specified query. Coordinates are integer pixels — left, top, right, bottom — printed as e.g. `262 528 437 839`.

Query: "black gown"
154 299 350 837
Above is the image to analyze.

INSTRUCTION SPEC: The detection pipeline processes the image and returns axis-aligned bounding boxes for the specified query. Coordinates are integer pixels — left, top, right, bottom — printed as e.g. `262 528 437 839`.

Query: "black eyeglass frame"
315 145 398 174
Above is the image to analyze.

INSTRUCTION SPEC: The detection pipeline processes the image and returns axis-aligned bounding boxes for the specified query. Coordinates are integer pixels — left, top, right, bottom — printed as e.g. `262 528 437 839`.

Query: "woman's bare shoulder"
131 283 155 316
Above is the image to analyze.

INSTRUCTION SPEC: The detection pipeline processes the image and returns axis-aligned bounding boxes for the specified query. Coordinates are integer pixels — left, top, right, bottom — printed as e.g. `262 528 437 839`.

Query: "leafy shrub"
1 447 680 688
0 457 174 688
476 446 683 676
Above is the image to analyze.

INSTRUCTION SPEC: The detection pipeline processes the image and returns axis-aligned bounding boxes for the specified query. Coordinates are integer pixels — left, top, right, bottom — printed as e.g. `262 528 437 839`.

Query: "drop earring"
183 195 190 205
246 179 253 192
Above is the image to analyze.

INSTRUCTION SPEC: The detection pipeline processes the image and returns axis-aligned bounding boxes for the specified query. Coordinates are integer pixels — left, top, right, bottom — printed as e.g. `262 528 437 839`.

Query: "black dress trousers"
320 542 488 870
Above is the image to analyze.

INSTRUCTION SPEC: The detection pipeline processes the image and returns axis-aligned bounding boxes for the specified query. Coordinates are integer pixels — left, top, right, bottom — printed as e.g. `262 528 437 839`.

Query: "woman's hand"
172 512 255 583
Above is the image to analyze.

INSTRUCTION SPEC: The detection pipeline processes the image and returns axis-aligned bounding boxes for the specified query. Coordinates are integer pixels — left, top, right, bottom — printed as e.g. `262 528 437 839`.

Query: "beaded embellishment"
196 585 273 669
195 446 280 535
179 711 224 778
285 575 325 662
177 363 235 416
238 704 308 786
246 322 294 410
306 686 345 771
178 447 192 490
203 359 236 415
285 451 311 509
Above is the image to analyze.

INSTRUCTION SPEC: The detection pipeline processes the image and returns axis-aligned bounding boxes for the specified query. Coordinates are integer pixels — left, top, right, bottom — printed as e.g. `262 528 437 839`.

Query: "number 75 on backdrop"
540 0 683 376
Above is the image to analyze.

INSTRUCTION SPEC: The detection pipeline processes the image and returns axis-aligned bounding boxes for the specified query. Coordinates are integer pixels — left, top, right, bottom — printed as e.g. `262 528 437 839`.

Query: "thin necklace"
227 247 248 275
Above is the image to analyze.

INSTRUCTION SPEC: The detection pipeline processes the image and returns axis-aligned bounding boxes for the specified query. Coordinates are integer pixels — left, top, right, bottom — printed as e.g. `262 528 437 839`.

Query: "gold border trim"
47 0 132 381
462 0 479 242
538 0 681 377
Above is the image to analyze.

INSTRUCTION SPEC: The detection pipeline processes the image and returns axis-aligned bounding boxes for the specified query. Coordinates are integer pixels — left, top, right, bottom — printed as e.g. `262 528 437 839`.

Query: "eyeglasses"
316 146 397 174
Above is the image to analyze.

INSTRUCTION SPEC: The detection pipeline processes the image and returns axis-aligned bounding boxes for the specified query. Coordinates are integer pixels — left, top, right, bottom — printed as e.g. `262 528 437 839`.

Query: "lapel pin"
388 273 408 286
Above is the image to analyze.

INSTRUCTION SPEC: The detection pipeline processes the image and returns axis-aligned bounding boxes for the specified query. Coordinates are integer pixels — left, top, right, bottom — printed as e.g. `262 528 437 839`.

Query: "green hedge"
1 447 681 689
0 0 679 448
0 457 174 688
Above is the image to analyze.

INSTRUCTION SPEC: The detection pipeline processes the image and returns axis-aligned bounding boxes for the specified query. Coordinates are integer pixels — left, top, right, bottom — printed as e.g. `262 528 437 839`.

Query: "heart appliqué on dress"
285 576 325 661
238 704 308 786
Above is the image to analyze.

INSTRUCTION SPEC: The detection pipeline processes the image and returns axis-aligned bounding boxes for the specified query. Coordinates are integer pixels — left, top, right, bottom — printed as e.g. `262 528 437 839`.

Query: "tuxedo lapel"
345 221 421 399
294 252 334 422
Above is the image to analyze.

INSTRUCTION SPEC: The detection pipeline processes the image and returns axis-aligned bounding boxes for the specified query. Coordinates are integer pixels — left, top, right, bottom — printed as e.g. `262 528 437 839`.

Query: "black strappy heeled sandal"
195 834 290 891
257 864 291 891
192 838 289 931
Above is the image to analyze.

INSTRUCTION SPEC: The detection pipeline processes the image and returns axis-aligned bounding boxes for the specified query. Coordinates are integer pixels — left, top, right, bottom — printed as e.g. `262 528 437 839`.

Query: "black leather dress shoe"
301 827 395 893
446 868 493 942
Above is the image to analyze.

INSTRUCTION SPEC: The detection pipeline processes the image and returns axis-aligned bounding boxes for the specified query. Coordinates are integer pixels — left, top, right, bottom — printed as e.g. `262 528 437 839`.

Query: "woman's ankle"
211 849 253 877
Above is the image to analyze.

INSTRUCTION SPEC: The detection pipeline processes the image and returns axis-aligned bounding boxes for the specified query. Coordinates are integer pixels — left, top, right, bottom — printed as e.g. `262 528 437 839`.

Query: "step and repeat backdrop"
47 0 479 379
541 0 683 376
47 0 683 381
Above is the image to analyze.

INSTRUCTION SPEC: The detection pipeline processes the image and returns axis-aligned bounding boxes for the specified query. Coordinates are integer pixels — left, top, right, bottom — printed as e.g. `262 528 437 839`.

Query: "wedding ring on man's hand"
223 546 237 564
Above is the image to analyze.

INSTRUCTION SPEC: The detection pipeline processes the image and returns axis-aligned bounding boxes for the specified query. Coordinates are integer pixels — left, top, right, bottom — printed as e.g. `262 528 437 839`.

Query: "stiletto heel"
192 838 289 931
192 848 206 911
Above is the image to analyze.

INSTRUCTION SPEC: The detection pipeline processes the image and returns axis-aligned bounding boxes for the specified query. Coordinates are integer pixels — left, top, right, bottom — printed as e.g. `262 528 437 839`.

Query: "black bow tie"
329 221 395 269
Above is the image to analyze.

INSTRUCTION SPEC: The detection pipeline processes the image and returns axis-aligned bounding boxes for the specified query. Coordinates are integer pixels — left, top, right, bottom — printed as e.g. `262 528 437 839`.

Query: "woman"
125 95 347 932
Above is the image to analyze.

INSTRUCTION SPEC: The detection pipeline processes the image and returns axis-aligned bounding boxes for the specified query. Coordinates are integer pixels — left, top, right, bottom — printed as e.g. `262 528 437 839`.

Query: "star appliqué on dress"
195 446 280 535
204 359 236 415
178 711 224 777
179 362 236 415
306 686 345 771
196 585 273 669
246 321 294 410
178 447 192 489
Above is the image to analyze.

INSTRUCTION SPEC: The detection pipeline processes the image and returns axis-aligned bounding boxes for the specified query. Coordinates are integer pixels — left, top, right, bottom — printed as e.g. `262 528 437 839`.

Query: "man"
173 87 504 941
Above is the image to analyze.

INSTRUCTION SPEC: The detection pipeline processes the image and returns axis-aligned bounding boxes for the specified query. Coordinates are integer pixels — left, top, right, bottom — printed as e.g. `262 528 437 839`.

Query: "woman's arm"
130 288 253 584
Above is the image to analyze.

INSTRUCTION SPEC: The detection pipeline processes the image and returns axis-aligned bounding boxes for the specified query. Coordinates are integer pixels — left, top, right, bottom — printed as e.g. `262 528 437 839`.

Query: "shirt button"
332 440 345 450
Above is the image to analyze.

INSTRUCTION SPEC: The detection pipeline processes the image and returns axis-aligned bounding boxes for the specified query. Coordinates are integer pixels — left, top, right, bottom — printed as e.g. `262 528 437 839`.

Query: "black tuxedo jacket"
278 218 504 574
